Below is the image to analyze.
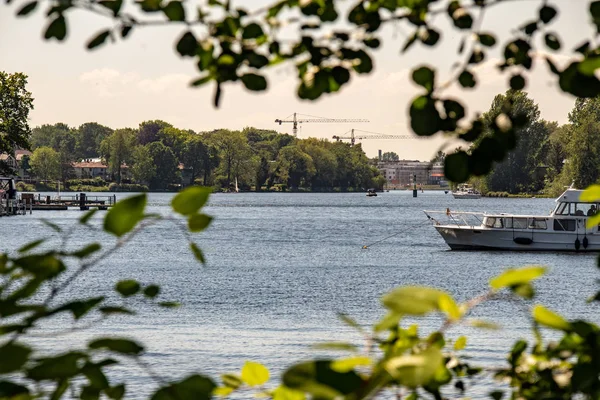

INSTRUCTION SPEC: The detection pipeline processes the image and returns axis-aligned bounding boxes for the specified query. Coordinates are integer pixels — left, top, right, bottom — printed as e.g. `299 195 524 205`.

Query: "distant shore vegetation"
15 121 385 193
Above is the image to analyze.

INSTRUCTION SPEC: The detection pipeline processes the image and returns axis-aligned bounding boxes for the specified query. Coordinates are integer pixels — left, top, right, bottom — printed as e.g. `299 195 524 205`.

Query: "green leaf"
0 381 29 397
242 23 264 39
489 266 546 290
71 243 101 258
420 29 439 46
532 305 571 331
489 390 504 400
310 342 358 352
272 386 305 400
17 1 37 16
539 5 557 23
382 286 456 316
172 186 211 215
51 297 105 319
477 33 496 47
411 66 435 93
163 0 185 20
454 336 467 350
27 352 86 380
338 313 364 333
89 338 144 355
14 253 66 279
105 384 125 400
458 70 476 88
0 343 31 373
115 280 140 297
151 375 216 400
410 95 441 136
143 285 160 298
469 319 500 329
176 31 198 57
581 184 600 201
330 356 371 373
283 360 364 398
221 374 242 389
87 30 111 50
158 301 180 308
191 75 212 87
41 218 62 232
213 386 234 396
82 362 109 390
188 213 213 232
509 74 525 90
99 0 123 16
80 208 98 224
18 239 45 253
332 66 350 85
44 14 67 40
241 361 269 386
103 194 146 237
544 33 561 50
374 311 401 332
444 151 469 183
99 306 134 315
384 346 443 388
241 74 268 91
190 242 205 264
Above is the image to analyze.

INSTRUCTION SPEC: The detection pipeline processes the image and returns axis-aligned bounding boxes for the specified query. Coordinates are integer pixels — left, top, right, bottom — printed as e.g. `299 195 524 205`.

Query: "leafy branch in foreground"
0 186 211 399
9 1 600 181
2 187 600 399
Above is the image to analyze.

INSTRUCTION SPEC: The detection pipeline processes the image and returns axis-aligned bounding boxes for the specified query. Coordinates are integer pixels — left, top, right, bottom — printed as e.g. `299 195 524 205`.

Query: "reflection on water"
1 190 598 398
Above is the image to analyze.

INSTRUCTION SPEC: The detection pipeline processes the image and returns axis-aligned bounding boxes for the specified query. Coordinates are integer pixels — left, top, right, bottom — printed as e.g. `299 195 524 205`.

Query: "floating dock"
26 193 116 211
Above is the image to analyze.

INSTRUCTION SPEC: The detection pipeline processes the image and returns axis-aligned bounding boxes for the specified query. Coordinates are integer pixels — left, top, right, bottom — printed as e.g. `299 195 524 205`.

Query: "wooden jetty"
1 177 116 216
28 193 116 211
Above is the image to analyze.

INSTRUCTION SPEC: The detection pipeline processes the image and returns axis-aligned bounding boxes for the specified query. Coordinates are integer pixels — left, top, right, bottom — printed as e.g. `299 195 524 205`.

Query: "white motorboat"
452 184 481 199
424 188 600 251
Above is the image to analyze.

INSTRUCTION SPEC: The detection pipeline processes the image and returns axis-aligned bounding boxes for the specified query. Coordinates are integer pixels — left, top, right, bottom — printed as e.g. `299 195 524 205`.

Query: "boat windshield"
554 202 599 216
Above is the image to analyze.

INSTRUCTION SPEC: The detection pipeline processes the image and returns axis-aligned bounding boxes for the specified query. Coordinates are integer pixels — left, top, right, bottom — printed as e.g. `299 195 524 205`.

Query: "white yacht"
424 188 600 251
452 184 481 199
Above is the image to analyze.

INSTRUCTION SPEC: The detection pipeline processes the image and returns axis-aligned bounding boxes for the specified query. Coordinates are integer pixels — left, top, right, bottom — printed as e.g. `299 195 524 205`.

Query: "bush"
15 181 34 192
65 177 107 188
107 183 149 192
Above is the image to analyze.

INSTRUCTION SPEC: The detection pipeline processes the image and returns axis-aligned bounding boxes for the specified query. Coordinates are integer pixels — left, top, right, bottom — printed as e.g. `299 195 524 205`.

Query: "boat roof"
556 189 586 203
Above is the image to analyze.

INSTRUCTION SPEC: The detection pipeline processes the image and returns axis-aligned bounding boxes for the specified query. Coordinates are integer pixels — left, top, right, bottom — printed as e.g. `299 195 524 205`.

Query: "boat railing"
423 210 485 228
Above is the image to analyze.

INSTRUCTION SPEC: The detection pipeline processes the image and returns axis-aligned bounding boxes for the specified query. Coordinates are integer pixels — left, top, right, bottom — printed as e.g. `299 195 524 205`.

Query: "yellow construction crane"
275 113 369 137
332 129 425 146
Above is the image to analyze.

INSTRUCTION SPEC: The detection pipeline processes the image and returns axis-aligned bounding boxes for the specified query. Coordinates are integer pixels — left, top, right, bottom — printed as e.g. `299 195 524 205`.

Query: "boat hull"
435 225 600 251
452 193 481 199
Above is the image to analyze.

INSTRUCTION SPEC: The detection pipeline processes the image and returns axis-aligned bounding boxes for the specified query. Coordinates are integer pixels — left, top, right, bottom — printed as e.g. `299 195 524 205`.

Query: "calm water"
1 190 598 398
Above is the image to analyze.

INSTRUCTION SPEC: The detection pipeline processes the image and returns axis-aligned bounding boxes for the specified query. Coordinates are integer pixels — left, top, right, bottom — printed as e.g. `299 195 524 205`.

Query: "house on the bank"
72 159 131 181
0 149 33 180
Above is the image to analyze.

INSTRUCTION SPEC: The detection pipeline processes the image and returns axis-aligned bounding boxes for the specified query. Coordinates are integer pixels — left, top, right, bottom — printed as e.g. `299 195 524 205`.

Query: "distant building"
377 160 445 188
0 149 33 180
72 161 110 179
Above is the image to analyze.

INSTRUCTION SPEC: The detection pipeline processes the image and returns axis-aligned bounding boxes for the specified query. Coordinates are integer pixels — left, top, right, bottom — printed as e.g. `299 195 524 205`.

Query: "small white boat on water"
452 184 481 199
424 188 600 251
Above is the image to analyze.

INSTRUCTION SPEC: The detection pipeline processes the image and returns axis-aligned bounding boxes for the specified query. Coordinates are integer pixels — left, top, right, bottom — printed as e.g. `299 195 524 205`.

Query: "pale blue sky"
0 0 592 159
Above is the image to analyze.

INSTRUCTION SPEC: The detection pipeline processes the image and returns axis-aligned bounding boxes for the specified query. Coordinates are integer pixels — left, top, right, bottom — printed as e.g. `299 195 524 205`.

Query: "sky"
0 0 594 160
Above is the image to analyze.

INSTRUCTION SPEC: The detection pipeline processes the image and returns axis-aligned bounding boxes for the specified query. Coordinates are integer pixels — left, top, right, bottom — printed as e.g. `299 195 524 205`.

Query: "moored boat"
452 184 481 199
367 188 377 197
424 188 600 251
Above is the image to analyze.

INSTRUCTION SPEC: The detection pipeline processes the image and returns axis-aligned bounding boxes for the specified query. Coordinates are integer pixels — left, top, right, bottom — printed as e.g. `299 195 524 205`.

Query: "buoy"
583 236 589 249
362 245 368 249
575 238 581 251
446 208 451 216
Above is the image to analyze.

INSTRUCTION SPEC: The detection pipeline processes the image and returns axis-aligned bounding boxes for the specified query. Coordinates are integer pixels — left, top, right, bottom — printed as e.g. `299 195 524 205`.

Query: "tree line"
25 121 385 191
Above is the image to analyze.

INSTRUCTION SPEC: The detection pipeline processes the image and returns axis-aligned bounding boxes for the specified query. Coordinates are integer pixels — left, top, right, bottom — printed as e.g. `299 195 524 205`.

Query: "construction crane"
332 129 426 146
274 113 369 137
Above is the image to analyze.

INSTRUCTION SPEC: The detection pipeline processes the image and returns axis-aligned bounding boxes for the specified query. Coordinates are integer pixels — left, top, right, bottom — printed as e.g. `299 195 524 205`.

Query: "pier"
27 193 116 211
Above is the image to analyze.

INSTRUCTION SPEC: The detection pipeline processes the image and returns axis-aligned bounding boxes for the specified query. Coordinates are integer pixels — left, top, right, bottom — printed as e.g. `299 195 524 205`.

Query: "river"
1 190 598 398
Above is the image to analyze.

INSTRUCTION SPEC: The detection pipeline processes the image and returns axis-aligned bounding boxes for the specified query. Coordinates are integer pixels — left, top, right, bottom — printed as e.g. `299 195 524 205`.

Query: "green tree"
183 135 218 185
0 72 33 175
159 127 191 160
381 151 399 162
76 122 113 158
300 140 338 190
276 145 315 190
100 128 136 184
137 120 171 145
147 141 179 190
130 145 156 184
30 146 60 181
207 130 252 189
480 91 552 194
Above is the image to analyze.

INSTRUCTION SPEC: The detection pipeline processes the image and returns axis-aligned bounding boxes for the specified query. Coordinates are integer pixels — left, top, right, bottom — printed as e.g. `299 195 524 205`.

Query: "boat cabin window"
553 219 576 231
573 203 599 216
504 217 528 229
528 218 547 230
555 202 569 215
